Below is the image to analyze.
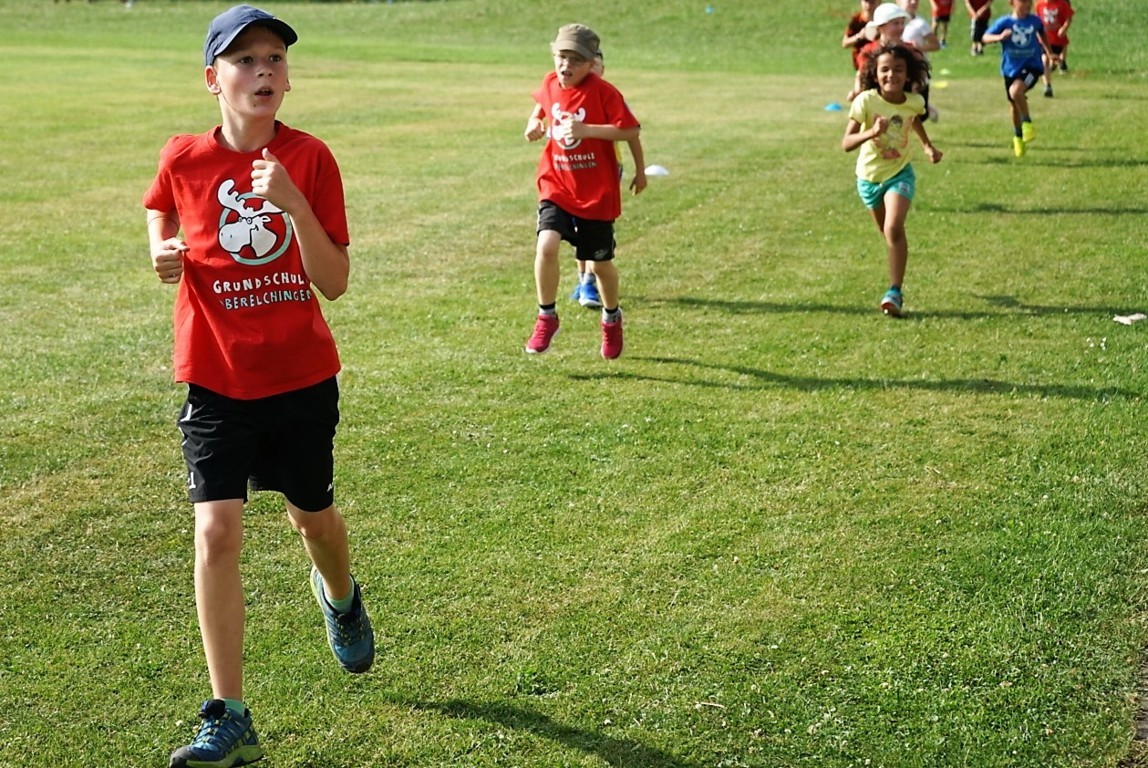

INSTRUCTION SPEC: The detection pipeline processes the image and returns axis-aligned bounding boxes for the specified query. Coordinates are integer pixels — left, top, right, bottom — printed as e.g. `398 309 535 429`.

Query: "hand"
250 149 302 214
524 118 546 142
871 116 889 138
998 27 1012 39
924 144 943 164
629 171 647 195
152 238 188 284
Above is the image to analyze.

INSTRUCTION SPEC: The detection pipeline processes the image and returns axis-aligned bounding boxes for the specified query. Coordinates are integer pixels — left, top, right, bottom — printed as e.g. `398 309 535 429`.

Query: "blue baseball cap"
204 5 298 66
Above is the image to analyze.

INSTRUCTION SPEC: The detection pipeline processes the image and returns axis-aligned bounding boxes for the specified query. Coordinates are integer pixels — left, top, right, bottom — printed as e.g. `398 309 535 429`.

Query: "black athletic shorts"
537 200 616 262
178 376 339 512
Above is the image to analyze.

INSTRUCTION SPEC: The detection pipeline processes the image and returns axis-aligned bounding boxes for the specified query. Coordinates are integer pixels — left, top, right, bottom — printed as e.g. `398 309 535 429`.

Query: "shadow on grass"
646 295 1139 320
406 698 701 768
931 200 1148 214
570 356 1140 401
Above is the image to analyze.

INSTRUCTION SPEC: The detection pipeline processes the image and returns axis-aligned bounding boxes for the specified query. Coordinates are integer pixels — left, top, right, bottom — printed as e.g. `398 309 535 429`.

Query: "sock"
1015 127 1023 137
603 307 621 323
889 285 901 293
222 698 247 716
324 580 356 614
539 303 557 317
581 272 595 285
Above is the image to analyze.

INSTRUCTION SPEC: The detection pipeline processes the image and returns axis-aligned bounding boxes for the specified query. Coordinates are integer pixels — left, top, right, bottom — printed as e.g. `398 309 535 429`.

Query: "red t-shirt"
931 0 954 14
1035 0 1073 46
532 71 640 221
143 123 349 400
846 13 871 70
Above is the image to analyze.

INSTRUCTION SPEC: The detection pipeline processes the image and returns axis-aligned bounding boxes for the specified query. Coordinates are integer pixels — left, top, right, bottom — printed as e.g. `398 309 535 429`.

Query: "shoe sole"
880 300 903 317
525 327 558 354
578 297 603 309
171 743 264 768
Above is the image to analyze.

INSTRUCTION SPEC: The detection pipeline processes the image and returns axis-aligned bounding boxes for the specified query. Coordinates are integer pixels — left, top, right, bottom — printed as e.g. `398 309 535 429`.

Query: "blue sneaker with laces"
169 699 263 768
310 566 375 674
578 279 602 308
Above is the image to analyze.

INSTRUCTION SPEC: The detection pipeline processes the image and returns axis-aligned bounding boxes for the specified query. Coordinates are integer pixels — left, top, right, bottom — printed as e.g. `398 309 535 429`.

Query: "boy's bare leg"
193 500 246 701
591 260 620 310
534 230 562 306
287 502 352 601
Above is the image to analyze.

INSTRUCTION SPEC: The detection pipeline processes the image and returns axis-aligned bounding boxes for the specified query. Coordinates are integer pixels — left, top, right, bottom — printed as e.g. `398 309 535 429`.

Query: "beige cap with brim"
550 24 600 61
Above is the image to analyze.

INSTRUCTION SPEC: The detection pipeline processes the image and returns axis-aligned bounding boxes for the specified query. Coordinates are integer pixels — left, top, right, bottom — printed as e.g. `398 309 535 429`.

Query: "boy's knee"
289 505 343 541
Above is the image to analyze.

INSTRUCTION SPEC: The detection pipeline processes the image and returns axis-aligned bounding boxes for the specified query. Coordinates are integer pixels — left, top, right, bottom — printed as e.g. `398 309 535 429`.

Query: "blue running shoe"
578 279 603 309
570 282 583 301
310 566 375 674
169 699 263 768
880 288 903 317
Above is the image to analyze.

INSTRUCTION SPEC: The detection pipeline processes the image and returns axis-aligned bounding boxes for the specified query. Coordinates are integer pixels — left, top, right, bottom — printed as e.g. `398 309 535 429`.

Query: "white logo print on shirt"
216 179 293 266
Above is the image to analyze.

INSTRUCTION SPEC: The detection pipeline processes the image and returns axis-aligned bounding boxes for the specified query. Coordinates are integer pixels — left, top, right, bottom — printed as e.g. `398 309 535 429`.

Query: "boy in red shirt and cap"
144 5 374 766
523 23 641 359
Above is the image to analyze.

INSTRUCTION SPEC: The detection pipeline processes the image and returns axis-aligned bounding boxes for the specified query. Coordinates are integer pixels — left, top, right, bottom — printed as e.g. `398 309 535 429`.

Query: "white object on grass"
645 164 670 176
1113 313 1147 325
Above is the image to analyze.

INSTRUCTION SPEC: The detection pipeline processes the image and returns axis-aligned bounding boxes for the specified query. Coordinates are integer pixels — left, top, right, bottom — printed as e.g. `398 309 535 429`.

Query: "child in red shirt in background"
966 0 994 55
930 0 955 48
523 24 641 359
843 0 881 72
1036 0 1074 96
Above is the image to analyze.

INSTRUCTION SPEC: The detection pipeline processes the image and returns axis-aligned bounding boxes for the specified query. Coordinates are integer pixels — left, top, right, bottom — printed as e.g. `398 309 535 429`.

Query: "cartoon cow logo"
216 179 292 266
550 104 587 150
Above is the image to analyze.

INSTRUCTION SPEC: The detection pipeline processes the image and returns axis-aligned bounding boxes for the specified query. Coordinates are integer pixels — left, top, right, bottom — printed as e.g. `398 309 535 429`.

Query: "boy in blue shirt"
983 0 1053 157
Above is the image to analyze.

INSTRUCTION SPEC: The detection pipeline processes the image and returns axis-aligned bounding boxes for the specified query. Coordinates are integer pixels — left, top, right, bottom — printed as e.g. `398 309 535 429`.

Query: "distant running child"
966 0 994 55
982 0 1053 156
843 42 943 317
1035 0 1073 96
930 0 955 47
523 23 641 359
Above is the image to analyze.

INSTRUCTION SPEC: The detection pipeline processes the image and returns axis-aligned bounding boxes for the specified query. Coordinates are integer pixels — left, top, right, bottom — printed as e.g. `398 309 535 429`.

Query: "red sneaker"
600 312 623 359
525 314 559 354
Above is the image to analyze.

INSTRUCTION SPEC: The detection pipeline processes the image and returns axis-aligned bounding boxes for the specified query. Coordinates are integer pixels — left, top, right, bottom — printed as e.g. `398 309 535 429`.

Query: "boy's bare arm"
251 149 349 301
147 208 187 284
566 123 639 142
627 136 647 195
525 104 547 141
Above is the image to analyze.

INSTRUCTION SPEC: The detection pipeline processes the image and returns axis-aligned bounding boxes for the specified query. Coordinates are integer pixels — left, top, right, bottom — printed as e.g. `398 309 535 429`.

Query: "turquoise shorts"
857 164 916 210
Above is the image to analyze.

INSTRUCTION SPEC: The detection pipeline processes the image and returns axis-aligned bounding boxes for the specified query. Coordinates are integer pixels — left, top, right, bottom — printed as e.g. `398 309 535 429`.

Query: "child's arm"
982 23 1009 44
1036 27 1055 61
525 104 547 142
626 136 647 195
250 149 349 301
842 116 888 153
911 117 943 164
147 208 188 284
561 122 639 144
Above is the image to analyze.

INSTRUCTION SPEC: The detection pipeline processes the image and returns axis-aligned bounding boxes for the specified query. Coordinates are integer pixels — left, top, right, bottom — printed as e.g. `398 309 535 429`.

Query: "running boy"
1035 0 1074 95
930 0 955 47
966 0 993 55
982 0 1053 157
532 48 647 310
523 23 641 359
143 5 374 766
843 43 943 316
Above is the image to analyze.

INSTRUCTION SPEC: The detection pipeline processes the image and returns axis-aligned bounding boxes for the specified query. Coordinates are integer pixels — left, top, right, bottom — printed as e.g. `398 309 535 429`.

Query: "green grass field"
3 1 1148 765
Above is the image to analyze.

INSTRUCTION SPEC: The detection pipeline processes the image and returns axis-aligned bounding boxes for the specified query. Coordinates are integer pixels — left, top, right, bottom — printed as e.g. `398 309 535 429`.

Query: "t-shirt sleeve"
848 91 870 125
142 137 179 212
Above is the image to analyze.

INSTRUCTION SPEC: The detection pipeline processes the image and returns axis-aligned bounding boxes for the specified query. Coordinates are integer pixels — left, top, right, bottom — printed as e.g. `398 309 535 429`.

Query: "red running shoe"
601 312 623 359
525 314 559 354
